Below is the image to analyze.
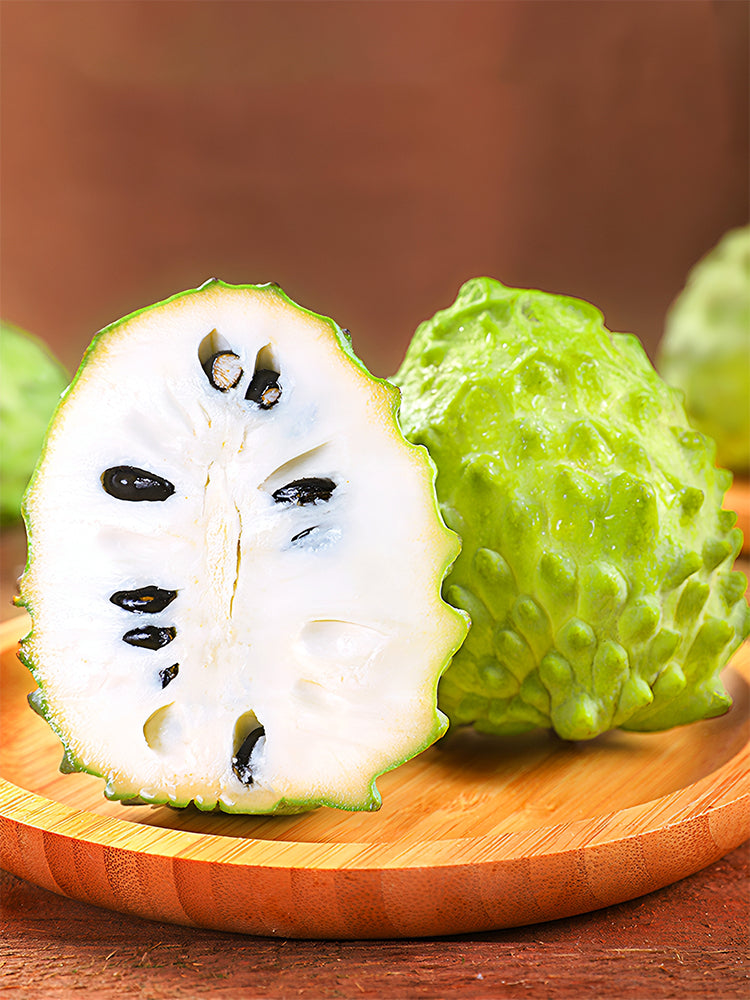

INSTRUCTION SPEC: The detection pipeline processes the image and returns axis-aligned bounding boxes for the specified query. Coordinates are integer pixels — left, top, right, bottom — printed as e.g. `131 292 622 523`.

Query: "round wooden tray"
1 615 748 939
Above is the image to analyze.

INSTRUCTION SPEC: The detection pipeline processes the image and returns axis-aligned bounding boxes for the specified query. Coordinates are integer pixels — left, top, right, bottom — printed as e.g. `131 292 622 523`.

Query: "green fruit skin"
0 322 69 524
394 278 750 740
658 225 750 473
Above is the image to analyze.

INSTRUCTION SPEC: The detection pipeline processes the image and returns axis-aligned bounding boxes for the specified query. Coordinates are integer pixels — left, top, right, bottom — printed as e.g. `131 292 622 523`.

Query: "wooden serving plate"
727 478 750 553
1 615 748 940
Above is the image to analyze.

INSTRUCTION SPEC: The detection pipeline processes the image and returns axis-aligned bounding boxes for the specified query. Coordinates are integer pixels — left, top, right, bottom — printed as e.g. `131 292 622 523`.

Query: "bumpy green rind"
0 322 69 525
394 278 750 740
657 226 750 473
19 279 467 814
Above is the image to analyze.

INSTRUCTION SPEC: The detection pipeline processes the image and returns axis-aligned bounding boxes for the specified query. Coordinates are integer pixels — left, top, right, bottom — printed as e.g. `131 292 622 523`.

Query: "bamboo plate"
1 615 748 940
727 478 749 553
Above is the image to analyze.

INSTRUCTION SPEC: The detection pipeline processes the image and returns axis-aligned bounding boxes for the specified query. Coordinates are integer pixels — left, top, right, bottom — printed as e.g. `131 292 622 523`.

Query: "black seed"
110 586 177 614
272 477 336 506
159 663 179 688
102 466 175 502
291 526 318 543
203 350 243 391
123 625 176 649
246 369 281 409
232 726 266 786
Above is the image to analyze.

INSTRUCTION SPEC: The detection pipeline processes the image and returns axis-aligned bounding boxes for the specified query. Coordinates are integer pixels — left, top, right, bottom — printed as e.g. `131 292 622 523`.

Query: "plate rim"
2 615 748 874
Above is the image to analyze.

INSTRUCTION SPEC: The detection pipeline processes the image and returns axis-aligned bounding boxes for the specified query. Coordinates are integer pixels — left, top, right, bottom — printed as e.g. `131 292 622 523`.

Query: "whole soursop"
394 278 750 740
19 280 467 813
0 322 68 524
658 225 750 473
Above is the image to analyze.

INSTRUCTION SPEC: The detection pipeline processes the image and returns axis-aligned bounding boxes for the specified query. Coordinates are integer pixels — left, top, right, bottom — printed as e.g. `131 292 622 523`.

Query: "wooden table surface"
1 525 748 999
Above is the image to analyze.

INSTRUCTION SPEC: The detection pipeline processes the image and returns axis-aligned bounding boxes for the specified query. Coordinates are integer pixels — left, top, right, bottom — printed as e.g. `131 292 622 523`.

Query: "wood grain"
1 615 748 939
1 846 748 999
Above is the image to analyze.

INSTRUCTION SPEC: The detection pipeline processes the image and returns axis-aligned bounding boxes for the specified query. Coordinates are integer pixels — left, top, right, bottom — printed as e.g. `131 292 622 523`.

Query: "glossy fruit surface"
395 278 749 739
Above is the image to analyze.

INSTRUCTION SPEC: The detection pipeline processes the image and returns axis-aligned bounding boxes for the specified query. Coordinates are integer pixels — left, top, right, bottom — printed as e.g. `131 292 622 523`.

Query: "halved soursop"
657 225 750 473
19 279 467 813
394 278 750 741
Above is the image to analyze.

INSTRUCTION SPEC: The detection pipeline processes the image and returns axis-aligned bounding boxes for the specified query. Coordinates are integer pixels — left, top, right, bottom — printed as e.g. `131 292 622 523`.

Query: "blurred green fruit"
658 225 750 473
0 322 69 524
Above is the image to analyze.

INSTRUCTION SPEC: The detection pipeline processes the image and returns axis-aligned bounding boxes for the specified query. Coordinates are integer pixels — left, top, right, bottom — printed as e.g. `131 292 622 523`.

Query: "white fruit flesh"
21 282 466 812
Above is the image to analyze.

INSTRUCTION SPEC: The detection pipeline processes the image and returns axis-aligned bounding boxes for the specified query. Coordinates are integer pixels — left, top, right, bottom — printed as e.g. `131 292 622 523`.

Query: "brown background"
1 6 748 990
1 0 748 378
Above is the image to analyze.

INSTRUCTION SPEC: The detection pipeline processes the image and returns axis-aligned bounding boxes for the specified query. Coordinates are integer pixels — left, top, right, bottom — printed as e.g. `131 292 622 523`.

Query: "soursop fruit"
658 225 750 473
394 278 750 741
0 322 68 524
19 279 467 813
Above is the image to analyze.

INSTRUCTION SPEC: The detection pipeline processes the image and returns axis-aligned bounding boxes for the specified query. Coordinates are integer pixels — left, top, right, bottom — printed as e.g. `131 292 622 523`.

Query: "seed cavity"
110 586 177 614
246 343 281 409
204 351 243 391
261 443 333 493
123 625 176 649
159 663 179 688
143 703 176 753
291 526 318 543
272 477 336 506
102 466 175 502
232 715 266 786
198 327 232 365
299 620 388 667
